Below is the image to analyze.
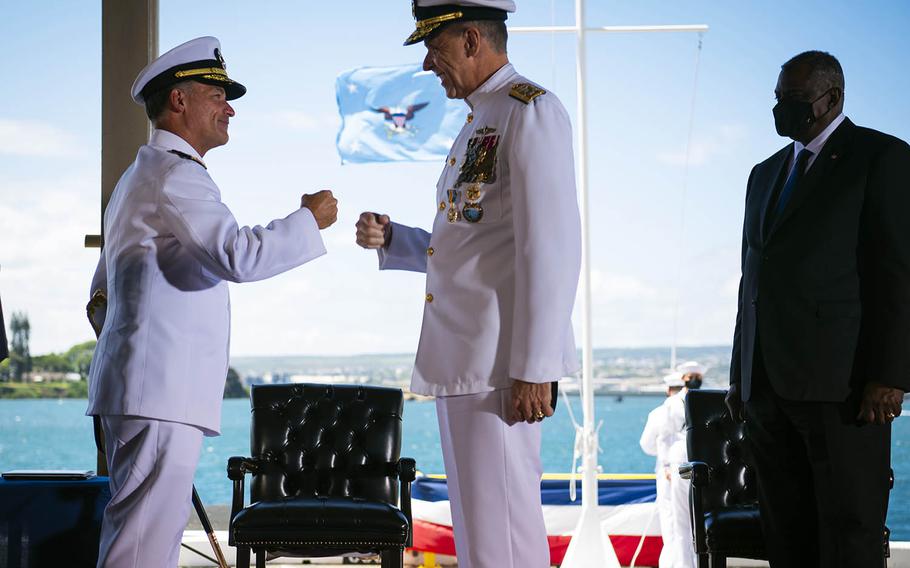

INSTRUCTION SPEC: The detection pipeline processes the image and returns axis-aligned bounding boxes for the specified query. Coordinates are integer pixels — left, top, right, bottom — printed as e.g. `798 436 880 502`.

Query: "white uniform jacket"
640 403 669 472
379 64 581 396
641 394 686 472
87 129 325 434
665 391 689 466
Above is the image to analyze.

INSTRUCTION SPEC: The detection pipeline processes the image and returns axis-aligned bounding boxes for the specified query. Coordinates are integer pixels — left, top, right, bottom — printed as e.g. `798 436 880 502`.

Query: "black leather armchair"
681 389 893 568
679 389 765 568
227 384 416 568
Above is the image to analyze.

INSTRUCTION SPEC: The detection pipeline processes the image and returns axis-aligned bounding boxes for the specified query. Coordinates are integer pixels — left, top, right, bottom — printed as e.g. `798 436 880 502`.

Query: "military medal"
462 202 484 223
463 183 483 223
446 189 461 223
454 125 498 224
455 127 500 188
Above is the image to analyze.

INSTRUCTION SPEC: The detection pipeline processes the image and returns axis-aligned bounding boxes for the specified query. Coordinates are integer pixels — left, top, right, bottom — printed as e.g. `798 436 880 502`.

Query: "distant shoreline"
0 381 87 400
0 391 670 401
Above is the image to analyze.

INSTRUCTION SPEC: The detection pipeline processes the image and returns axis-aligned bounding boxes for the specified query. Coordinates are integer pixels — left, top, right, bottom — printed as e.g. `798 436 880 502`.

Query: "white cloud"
588 270 659 301
0 118 88 158
570 251 742 347
0 171 101 354
656 124 748 167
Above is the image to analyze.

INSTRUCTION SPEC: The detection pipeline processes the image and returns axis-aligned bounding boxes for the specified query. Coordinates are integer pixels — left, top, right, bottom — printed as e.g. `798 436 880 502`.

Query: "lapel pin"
830 154 838 160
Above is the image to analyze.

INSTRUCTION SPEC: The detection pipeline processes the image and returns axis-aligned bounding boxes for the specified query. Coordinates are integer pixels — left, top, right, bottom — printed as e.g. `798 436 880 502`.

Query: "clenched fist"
356 211 391 249
301 190 338 229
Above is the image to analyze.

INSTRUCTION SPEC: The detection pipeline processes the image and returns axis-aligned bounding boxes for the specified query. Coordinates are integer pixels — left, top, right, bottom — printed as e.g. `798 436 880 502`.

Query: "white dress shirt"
790 112 846 174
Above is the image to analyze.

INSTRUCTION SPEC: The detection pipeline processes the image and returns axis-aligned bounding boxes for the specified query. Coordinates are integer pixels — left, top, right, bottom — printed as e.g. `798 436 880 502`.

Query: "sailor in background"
355 1 581 566
663 361 704 568
87 36 337 567
640 371 686 568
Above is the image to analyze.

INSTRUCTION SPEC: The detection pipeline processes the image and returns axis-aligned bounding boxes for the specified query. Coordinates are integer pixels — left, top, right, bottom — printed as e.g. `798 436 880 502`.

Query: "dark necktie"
774 148 813 216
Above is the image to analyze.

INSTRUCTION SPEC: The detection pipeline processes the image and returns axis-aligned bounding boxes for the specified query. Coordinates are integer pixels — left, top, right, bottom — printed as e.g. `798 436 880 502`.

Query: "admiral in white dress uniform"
87 37 338 567
356 3 581 566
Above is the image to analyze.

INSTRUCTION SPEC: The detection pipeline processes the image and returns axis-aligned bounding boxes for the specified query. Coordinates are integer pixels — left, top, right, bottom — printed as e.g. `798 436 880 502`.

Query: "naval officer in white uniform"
87 36 338 567
356 2 581 566
664 361 704 568
649 361 703 568
640 372 685 568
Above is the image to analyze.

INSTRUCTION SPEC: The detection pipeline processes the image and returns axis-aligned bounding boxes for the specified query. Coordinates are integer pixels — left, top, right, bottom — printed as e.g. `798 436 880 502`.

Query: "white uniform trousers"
436 389 550 568
655 470 674 568
97 416 204 568
666 466 696 568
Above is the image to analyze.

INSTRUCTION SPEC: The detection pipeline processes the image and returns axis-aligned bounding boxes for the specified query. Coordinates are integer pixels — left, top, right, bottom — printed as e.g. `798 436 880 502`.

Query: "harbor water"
1 396 907 539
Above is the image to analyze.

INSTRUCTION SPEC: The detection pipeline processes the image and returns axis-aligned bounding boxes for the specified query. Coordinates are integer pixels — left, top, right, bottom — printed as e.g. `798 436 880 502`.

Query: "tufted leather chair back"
685 389 758 512
248 384 403 506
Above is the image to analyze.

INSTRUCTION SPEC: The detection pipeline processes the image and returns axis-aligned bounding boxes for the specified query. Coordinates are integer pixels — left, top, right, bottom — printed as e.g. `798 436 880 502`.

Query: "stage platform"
179 505 910 567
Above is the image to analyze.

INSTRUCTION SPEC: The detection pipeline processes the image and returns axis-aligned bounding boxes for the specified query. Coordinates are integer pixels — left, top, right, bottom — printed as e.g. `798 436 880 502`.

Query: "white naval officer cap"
676 361 706 376
663 372 685 388
130 36 247 104
404 0 517 46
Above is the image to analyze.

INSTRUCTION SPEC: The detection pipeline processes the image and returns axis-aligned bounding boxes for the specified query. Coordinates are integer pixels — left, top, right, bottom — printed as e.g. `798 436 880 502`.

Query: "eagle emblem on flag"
372 102 430 134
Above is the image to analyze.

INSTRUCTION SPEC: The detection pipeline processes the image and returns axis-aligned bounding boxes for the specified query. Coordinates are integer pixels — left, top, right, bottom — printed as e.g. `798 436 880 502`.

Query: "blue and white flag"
335 63 468 164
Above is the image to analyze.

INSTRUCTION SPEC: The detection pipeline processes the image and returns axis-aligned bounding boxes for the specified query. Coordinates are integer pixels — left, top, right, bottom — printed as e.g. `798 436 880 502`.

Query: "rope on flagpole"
560 386 604 503
629 502 659 567
669 33 704 371
560 386 583 502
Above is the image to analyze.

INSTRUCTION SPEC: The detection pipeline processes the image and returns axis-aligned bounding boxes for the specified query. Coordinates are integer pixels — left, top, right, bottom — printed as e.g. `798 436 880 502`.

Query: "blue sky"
2 1 909 356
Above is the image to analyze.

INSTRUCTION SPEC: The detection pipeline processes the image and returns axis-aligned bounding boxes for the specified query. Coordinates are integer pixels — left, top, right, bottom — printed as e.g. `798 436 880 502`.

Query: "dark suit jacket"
732 118 910 401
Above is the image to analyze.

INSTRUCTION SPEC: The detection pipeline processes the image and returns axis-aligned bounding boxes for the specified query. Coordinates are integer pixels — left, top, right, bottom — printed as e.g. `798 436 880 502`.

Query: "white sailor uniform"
378 63 581 567
640 399 675 568
88 129 325 567
664 391 696 568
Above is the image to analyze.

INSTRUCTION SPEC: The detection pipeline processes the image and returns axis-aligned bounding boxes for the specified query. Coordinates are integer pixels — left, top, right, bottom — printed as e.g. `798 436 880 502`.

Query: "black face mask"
772 89 832 138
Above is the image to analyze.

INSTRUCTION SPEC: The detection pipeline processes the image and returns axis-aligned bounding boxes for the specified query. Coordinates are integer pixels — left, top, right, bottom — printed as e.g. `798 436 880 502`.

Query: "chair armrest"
227 456 261 538
398 457 417 547
398 458 417 482
679 461 710 486
681 461 710 555
227 456 260 480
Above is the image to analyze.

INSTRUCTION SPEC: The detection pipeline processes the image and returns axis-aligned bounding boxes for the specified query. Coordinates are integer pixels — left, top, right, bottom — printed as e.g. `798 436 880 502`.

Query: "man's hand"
301 190 338 229
857 382 904 425
725 383 745 423
510 379 554 424
356 212 391 249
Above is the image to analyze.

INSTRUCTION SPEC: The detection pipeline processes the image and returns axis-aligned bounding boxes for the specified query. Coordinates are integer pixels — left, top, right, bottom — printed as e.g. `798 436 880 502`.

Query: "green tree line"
2 312 248 399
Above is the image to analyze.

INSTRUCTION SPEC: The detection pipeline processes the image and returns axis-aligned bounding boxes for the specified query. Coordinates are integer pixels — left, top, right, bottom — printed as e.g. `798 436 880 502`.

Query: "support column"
87 0 158 248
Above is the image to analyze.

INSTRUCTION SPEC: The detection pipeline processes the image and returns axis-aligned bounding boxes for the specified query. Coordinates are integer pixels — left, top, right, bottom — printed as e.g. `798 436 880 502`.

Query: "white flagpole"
558 0 621 565
509 9 708 565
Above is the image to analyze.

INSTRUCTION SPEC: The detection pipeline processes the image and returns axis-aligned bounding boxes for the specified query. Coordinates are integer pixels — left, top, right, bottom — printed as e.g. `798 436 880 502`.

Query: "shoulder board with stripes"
509 82 547 105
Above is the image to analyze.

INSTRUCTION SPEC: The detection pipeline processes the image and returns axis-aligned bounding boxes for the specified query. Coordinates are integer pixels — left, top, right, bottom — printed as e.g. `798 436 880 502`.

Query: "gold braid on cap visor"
416 11 463 29
174 67 229 79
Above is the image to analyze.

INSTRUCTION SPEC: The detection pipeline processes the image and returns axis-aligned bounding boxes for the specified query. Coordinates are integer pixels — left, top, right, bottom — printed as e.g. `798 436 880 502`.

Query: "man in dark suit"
726 51 909 567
